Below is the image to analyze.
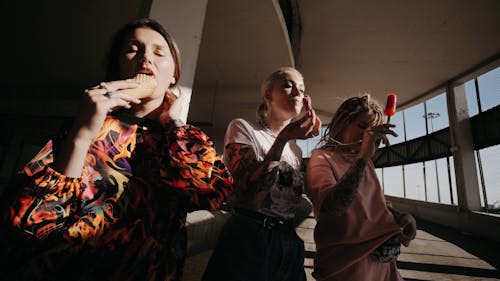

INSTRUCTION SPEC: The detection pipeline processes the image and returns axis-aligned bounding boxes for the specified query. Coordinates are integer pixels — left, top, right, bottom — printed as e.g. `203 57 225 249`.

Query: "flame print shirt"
0 114 233 281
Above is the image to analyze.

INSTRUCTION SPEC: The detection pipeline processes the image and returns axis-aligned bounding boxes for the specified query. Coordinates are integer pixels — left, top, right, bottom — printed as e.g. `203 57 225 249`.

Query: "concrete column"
148 0 208 123
446 83 481 211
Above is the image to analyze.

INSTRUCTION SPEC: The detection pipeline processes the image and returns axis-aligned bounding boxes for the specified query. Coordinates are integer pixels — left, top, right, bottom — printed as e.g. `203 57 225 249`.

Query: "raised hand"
159 89 184 126
358 123 397 159
278 110 321 141
52 80 141 177
73 80 142 142
398 213 417 246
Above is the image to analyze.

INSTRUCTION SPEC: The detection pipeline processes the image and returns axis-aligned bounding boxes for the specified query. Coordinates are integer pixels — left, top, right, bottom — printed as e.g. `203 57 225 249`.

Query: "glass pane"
376 168 383 189
387 111 405 145
477 67 500 112
383 166 404 198
436 158 452 205
296 140 308 158
475 151 485 208
297 126 327 158
425 93 449 132
424 160 439 203
404 163 425 201
404 103 426 140
464 80 479 117
449 156 458 205
478 145 500 212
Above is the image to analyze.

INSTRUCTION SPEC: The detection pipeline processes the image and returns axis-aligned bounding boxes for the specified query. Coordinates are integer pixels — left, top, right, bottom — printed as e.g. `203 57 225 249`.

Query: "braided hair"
318 94 383 149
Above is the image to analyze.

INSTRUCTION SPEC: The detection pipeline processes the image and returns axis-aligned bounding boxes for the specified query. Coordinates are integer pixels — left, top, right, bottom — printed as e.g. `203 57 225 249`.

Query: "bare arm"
310 123 397 215
320 157 367 214
225 141 284 194
53 80 140 177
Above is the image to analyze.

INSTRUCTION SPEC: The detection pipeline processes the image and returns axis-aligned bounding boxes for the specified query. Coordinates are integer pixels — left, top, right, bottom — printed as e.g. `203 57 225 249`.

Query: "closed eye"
126 44 139 53
154 49 166 56
283 80 305 94
358 124 369 130
284 81 293 88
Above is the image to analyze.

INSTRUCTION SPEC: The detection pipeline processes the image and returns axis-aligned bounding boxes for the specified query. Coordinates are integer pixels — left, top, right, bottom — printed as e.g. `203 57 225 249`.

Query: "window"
404 163 425 201
425 93 449 133
297 126 327 158
449 156 458 205
436 157 456 205
380 91 459 205
404 103 426 140
477 67 500 112
383 166 404 197
375 168 383 188
424 160 440 203
387 111 405 145
465 80 479 117
477 144 500 212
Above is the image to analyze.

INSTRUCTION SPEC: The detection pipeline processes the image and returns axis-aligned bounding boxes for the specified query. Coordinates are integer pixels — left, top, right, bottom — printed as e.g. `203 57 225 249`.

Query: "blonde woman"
306 95 416 281
203 67 321 281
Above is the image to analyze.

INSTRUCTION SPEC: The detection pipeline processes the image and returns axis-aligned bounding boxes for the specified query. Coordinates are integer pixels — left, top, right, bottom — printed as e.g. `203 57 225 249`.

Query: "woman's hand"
398 213 417 246
278 110 321 141
358 123 397 159
73 80 142 143
52 80 141 177
159 89 184 126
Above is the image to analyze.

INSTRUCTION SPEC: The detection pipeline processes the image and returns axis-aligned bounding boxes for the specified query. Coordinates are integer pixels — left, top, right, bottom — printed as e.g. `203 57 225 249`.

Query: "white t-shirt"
224 118 304 219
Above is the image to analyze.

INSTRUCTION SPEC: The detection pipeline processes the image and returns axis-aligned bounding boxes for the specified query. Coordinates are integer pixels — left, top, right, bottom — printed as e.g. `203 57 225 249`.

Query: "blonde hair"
257 66 304 120
318 94 384 148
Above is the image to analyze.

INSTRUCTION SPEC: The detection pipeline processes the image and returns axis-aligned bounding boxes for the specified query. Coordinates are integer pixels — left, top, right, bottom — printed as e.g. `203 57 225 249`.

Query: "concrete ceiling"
297 0 500 116
1 0 500 145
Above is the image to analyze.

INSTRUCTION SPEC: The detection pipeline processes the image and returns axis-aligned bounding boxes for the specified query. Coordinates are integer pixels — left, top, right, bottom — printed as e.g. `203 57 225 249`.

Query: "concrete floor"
183 213 500 281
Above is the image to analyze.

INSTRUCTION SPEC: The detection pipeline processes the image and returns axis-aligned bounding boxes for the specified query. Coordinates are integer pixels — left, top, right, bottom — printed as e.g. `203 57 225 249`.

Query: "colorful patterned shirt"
0 113 234 281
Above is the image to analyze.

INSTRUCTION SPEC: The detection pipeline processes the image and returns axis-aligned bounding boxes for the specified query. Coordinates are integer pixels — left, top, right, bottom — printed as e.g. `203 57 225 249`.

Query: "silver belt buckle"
263 217 274 229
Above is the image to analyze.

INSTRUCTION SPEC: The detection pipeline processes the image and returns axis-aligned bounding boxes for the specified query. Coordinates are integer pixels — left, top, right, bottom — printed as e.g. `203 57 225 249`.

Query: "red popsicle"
303 95 312 111
296 95 312 128
384 93 397 123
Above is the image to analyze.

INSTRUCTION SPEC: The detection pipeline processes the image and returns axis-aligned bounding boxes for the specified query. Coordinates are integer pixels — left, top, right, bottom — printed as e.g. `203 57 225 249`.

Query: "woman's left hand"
358 123 397 159
398 213 417 246
160 89 184 126
305 109 322 138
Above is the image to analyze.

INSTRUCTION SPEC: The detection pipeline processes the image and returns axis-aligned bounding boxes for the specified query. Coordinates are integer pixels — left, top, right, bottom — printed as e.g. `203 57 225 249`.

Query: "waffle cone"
119 74 157 99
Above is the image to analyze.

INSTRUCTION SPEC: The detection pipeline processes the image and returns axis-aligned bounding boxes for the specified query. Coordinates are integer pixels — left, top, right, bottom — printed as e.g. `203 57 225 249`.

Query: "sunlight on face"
119 27 176 100
267 70 305 120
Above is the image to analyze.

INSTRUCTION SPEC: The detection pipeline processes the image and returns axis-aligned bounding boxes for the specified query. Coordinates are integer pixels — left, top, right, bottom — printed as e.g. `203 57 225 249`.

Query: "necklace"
259 119 278 138
330 139 362 146
325 138 361 155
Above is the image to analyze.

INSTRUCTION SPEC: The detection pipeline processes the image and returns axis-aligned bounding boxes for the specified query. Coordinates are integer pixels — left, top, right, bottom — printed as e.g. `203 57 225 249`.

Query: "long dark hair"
105 18 181 88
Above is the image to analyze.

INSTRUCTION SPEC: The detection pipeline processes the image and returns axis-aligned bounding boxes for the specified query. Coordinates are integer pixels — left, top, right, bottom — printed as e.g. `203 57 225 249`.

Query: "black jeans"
202 211 306 281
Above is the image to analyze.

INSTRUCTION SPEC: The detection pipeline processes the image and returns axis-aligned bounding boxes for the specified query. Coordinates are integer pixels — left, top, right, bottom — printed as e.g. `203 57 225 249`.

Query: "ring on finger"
99 82 110 92
103 91 117 98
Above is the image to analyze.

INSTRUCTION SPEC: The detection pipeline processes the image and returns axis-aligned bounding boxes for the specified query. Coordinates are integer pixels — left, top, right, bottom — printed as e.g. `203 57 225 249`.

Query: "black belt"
233 208 294 230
